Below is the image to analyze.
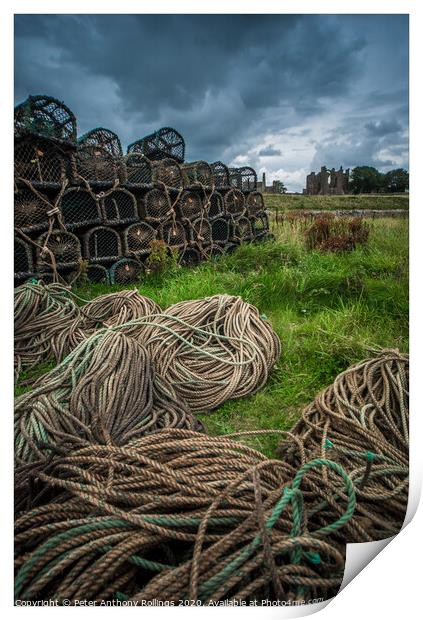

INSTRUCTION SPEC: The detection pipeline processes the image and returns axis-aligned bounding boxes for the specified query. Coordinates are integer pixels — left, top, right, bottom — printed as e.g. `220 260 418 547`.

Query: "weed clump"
305 216 369 253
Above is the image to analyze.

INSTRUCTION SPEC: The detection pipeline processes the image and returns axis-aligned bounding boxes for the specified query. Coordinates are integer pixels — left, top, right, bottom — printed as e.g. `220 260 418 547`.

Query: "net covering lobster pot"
83 226 122 264
78 127 123 158
109 258 144 285
208 244 225 260
189 217 212 247
122 153 153 188
60 187 102 230
224 188 246 218
72 145 119 188
181 161 213 189
211 161 230 190
246 191 265 216
207 191 224 220
101 188 138 225
158 220 187 250
36 230 82 270
14 95 77 144
250 211 270 238
141 188 173 222
123 222 157 257
231 215 253 243
177 191 203 221
224 241 239 254
179 247 202 266
151 158 183 190
14 138 68 189
14 238 34 281
14 187 56 234
229 166 257 192
87 264 109 284
211 217 230 245
128 127 185 163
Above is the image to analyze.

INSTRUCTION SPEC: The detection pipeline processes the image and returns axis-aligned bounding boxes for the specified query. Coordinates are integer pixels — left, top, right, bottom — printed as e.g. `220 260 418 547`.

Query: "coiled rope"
81 290 162 327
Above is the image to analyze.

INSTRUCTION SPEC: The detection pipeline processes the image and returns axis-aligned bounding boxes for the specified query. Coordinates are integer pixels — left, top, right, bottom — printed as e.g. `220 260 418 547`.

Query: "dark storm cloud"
14 14 408 190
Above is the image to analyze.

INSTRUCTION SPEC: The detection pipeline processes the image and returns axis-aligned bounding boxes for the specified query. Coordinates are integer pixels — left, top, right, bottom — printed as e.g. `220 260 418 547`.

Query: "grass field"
31 216 405 458
264 193 409 211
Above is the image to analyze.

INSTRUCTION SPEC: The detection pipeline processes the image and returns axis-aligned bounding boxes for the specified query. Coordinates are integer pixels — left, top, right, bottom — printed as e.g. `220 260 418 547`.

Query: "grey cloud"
258 145 282 157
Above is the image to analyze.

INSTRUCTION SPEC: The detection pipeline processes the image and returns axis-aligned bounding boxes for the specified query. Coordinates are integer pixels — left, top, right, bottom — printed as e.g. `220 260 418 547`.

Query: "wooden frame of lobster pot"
101 188 138 226
60 187 103 231
127 127 185 163
122 222 157 258
35 230 82 271
83 226 122 264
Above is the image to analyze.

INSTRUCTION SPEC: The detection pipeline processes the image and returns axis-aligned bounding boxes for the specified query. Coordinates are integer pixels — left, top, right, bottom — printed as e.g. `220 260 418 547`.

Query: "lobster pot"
208 244 225 260
151 158 183 190
87 264 110 284
207 191 224 220
14 95 77 144
250 212 270 238
128 127 185 163
254 231 276 244
224 188 246 218
36 230 82 270
158 220 187 250
72 145 118 188
123 222 157 257
14 187 55 234
122 153 153 188
211 161 230 190
179 247 202 267
78 127 123 158
230 216 253 243
177 191 203 221
60 187 102 230
83 226 122 264
229 166 257 192
14 238 34 281
109 258 144 285
246 191 265 216
14 138 68 189
223 241 239 255
141 189 173 222
101 189 138 226
189 218 212 247
211 217 230 245
181 161 213 189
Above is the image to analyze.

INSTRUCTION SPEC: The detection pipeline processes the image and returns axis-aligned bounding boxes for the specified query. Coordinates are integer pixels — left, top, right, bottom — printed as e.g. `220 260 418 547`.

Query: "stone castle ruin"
304 166 349 195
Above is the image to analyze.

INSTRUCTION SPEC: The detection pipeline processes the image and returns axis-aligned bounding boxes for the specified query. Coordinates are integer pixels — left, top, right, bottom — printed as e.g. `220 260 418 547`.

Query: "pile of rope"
15 429 353 604
120 294 281 412
278 350 409 542
81 289 162 327
15 330 203 469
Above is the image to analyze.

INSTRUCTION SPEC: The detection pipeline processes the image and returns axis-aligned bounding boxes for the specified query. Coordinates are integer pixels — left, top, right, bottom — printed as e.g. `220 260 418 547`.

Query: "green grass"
19 218 408 458
264 193 409 211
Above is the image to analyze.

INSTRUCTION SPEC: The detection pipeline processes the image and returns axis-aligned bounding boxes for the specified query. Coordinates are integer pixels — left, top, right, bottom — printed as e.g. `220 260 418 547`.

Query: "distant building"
304 166 349 195
256 172 285 194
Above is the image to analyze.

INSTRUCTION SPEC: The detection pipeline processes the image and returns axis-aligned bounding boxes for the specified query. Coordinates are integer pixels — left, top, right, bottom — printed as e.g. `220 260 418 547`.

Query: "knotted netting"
229 166 257 191
14 137 68 189
123 222 157 258
177 191 203 221
14 237 34 281
158 219 187 250
210 161 230 190
246 191 265 216
101 188 138 225
83 226 122 264
230 215 253 243
14 95 77 144
208 244 225 260
109 258 144 285
207 191 224 220
78 127 123 158
151 158 183 190
250 211 270 239
141 188 173 222
179 246 202 267
211 217 230 245
189 217 212 248
128 127 185 163
35 230 82 271
181 161 213 189
224 188 246 218
72 145 119 188
60 187 102 230
122 153 153 188
14 187 57 234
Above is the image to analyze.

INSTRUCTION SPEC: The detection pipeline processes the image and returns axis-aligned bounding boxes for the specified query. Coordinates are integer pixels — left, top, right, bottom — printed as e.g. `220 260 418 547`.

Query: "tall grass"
264 193 409 211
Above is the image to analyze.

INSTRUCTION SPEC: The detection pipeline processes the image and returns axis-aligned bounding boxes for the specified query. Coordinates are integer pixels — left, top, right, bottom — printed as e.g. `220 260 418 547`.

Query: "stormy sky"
14 14 409 192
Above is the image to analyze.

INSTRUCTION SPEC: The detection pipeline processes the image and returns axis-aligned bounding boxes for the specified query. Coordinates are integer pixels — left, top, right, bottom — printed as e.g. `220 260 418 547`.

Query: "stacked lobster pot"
14 94 274 286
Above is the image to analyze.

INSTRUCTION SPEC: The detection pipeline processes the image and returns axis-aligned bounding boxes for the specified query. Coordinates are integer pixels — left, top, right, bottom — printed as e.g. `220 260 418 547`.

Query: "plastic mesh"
207 191 224 220
14 237 34 280
141 188 173 222
122 153 153 188
14 95 77 144
14 187 55 234
179 247 202 267
123 222 157 257
151 158 183 190
128 127 185 163
101 188 138 225
246 191 265 216
109 258 144 285
210 161 230 190
14 138 67 189
189 217 212 247
229 166 257 191
230 216 253 243
250 212 270 238
36 230 82 270
78 127 123 158
87 264 110 284
224 188 246 218
83 226 122 264
211 217 230 245
61 187 102 230
72 145 118 187
158 220 187 249
181 161 213 189
177 191 203 221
